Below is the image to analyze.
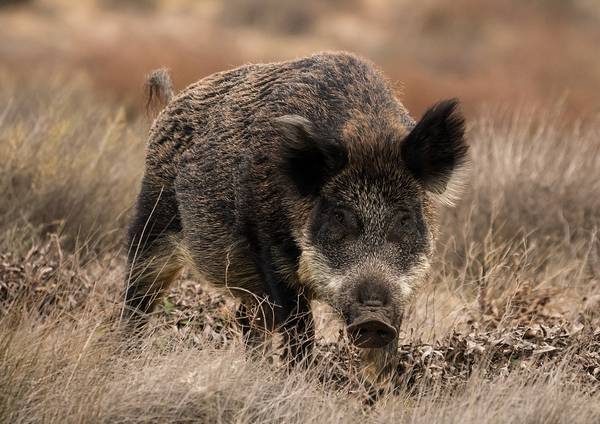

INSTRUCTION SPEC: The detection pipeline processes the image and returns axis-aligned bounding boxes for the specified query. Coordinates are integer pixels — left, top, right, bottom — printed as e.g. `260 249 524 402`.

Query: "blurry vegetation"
220 0 360 34
0 0 33 8
1 0 598 117
98 0 159 13
221 0 320 34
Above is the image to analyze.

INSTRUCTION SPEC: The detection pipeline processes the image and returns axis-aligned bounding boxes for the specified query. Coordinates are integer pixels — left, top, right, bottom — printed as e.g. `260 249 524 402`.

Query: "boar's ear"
401 99 469 205
274 115 348 197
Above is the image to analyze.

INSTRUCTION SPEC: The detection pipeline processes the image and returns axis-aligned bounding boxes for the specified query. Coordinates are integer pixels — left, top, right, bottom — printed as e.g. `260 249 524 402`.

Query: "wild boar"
124 52 469 378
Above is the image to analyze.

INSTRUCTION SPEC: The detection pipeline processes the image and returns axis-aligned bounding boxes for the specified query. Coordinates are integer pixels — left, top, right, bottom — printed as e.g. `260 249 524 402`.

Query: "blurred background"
1 0 599 119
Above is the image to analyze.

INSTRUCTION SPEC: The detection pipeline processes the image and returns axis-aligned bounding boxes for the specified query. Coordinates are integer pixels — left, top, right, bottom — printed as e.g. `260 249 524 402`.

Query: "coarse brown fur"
124 51 469 378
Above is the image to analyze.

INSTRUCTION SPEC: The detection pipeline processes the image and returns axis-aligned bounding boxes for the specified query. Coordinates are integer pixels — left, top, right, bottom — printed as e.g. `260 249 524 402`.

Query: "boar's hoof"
347 318 397 348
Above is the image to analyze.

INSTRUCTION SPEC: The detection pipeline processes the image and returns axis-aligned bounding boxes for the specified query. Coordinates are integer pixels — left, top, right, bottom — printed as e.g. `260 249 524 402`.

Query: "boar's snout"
345 279 398 348
347 316 397 348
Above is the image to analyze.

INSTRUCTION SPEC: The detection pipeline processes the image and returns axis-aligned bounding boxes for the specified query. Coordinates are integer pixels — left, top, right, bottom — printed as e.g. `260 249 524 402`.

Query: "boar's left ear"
274 115 348 197
401 99 469 205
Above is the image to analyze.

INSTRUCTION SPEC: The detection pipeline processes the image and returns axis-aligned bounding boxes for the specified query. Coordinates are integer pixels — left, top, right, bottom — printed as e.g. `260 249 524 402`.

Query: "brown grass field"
1 1 600 422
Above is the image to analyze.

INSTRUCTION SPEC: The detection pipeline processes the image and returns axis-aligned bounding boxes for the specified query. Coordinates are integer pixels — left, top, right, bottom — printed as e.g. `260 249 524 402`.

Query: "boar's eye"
326 207 360 240
388 210 415 242
333 210 345 224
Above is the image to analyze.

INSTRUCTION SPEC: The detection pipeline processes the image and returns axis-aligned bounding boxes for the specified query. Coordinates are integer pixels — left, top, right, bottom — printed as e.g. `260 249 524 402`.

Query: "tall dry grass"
1 75 599 422
0 72 145 254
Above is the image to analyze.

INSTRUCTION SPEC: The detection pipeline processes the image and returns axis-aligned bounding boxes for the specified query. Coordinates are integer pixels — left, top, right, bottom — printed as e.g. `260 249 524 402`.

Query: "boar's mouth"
346 314 397 349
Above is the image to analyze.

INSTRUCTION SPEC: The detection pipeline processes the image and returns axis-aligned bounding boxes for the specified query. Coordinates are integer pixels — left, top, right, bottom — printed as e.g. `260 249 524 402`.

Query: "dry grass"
0 72 145 254
0 67 599 422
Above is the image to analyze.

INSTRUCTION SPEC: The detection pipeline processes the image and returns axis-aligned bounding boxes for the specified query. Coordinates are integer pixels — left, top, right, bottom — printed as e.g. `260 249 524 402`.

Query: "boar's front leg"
235 301 272 357
235 292 314 366
280 292 314 366
243 243 315 366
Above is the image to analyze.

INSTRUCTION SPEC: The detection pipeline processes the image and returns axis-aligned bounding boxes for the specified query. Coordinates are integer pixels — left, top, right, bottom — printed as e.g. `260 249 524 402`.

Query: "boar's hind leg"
123 178 183 324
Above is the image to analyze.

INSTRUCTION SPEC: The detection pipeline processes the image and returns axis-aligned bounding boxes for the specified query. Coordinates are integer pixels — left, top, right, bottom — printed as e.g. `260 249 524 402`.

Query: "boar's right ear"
274 115 348 197
401 99 469 205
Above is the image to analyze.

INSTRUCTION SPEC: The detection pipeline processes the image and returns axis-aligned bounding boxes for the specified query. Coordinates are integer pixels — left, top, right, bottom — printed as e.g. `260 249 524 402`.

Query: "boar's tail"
145 67 174 117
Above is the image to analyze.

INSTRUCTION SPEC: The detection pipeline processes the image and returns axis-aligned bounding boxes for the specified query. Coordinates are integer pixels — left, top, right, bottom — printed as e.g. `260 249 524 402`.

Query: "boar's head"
275 99 469 348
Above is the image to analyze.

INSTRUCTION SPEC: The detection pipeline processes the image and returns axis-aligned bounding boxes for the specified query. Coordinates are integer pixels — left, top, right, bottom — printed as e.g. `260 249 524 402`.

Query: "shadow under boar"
124 52 469 380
